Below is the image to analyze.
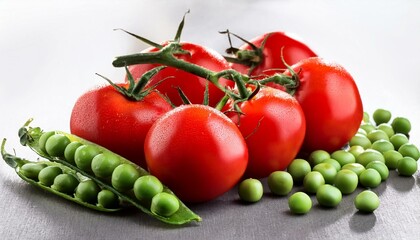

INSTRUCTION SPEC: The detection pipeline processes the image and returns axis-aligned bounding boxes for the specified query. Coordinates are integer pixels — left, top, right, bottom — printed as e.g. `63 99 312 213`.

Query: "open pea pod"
18 119 202 225
1 139 122 212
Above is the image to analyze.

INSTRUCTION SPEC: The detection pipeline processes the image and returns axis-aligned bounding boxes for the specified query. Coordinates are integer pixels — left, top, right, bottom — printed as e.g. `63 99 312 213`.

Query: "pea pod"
19 119 201 225
1 139 122 212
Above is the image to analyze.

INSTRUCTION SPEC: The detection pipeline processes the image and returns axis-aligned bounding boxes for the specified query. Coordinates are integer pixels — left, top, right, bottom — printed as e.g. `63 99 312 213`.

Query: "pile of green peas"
238 109 418 215
38 131 181 217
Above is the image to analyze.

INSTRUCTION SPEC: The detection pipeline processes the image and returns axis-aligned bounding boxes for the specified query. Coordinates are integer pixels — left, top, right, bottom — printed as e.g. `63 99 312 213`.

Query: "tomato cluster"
70 26 363 203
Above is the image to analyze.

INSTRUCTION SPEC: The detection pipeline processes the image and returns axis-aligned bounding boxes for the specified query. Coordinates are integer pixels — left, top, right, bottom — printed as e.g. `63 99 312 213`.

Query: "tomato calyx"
96 66 167 102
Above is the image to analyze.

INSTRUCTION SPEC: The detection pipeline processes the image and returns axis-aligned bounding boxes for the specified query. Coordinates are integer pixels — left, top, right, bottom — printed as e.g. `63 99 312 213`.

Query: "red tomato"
227 87 306 179
230 32 317 80
144 104 248 203
70 84 172 168
127 42 235 107
284 57 363 153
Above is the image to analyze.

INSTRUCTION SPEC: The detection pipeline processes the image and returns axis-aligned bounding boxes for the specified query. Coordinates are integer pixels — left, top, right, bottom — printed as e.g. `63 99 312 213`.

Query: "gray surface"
1 0 420 239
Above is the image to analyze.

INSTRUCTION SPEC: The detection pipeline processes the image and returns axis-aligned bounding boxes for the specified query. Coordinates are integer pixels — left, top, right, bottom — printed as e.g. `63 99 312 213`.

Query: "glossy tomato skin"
285 57 363 154
231 32 317 79
70 84 172 168
227 87 306 179
144 104 248 203
127 42 235 107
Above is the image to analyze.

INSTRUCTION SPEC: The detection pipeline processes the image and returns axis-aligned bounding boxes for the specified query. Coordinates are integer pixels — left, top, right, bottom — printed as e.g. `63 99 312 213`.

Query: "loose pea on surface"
75 180 101 204
359 169 382 188
342 163 366 176
398 143 420 161
20 163 47 180
45 134 71 157
356 149 385 167
397 157 418 176
133 175 164 202
238 178 263 203
366 161 389 181
111 164 141 192
372 108 391 125
151 192 180 217
321 159 341 172
74 145 102 172
360 123 375 134
316 184 342 208
349 134 372 149
51 173 79 195
308 150 330 167
376 123 395 138
97 189 119 208
38 166 63 186
391 117 411 135
383 150 403 170
267 171 293 196
367 130 389 143
348 145 365 158
287 159 311 184
370 140 394 154
390 133 409 150
331 150 356 166
64 141 83 164
91 153 121 178
288 192 312 214
354 190 380 213
313 162 337 184
303 171 325 194
334 169 358 194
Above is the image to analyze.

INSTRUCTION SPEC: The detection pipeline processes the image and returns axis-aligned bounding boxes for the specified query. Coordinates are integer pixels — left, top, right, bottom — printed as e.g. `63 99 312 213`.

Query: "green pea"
98 189 119 208
74 145 101 172
342 163 366 176
349 134 372 149
308 150 330 167
359 169 381 188
367 130 389 143
75 180 101 204
357 128 367 136
331 150 356 167
133 175 164 202
363 112 370 123
398 143 420 161
45 134 71 157
390 133 409 150
313 163 337 184
383 150 403 170
373 108 391 125
151 192 180 217
288 192 312 214
356 149 385 167
391 117 411 135
238 178 263 203
38 131 55 153
348 145 365 158
376 123 395 138
321 159 341 172
51 173 79 195
38 166 63 186
64 141 83 164
267 171 293 196
91 153 121 178
20 163 47 180
366 161 389 181
316 184 342 208
354 190 380 213
334 169 358 194
360 123 375 134
303 171 325 194
287 159 311 184
370 139 394 154
397 157 418 176
111 164 141 192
